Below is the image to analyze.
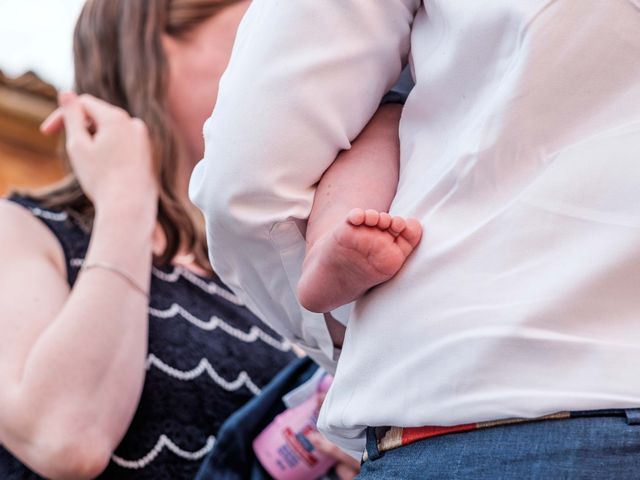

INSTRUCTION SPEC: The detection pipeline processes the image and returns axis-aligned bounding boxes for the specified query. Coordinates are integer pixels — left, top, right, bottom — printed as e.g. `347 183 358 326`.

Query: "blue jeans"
359 409 640 479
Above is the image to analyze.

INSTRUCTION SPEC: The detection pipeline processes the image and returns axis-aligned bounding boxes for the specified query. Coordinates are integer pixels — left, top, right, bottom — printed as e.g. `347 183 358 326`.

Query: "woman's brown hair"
37 0 243 268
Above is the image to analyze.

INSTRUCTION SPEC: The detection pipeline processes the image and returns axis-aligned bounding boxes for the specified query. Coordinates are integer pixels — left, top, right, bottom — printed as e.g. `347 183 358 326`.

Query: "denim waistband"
364 408 640 462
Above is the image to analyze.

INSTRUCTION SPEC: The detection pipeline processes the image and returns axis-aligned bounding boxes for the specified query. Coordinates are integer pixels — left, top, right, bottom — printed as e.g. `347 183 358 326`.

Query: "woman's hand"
43 92 157 213
307 431 360 480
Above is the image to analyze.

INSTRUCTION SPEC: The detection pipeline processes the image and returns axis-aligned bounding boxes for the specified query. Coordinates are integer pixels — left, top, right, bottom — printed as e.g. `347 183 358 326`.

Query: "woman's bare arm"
0 94 157 479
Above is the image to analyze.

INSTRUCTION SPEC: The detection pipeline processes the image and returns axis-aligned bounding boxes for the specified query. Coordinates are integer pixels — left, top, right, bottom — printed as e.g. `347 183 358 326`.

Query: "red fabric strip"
401 423 476 446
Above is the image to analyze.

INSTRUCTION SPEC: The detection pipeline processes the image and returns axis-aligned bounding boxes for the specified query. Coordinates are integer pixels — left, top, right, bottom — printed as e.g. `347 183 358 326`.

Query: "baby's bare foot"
297 208 422 313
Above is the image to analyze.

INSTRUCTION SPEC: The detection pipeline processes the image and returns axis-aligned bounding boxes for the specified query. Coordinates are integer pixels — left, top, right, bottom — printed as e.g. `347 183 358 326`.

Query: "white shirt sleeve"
190 0 419 373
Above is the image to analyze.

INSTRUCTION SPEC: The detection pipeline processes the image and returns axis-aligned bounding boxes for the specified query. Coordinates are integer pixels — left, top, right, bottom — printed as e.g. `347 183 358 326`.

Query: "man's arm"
190 0 419 371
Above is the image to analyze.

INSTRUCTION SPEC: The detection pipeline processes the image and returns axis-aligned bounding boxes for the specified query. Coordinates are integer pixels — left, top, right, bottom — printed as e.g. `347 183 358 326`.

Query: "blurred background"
0 0 84 195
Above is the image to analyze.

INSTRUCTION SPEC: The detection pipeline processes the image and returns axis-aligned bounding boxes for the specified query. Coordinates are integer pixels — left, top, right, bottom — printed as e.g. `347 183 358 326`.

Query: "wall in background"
0 0 83 194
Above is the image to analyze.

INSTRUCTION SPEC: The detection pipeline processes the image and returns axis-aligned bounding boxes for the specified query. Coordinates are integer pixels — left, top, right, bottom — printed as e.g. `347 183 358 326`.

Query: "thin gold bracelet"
81 261 150 299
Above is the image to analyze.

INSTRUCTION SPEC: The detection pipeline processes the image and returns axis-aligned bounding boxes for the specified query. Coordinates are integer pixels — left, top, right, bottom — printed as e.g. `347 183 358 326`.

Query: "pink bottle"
253 374 335 480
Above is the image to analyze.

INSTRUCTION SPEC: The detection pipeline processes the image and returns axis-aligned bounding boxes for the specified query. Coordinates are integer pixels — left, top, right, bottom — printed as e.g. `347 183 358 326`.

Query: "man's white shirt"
190 0 640 457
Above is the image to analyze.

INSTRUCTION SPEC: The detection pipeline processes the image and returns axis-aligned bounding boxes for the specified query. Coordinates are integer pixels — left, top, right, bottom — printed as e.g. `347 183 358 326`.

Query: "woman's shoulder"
0 198 65 270
0 197 82 283
0 198 59 249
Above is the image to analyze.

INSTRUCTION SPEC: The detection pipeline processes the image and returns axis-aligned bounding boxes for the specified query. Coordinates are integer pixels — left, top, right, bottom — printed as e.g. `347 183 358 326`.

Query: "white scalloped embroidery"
149 303 291 352
111 434 215 469
30 207 68 222
152 266 244 305
146 354 262 396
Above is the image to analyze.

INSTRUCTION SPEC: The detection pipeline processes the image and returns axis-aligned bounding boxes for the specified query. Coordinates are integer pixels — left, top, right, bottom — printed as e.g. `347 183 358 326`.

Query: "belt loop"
365 426 383 461
624 409 640 425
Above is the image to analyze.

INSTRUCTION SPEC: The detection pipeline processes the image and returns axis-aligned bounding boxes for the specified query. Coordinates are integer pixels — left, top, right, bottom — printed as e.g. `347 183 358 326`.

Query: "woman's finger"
40 108 64 135
59 92 91 147
42 93 120 136
307 432 361 471
75 93 128 124
335 462 359 480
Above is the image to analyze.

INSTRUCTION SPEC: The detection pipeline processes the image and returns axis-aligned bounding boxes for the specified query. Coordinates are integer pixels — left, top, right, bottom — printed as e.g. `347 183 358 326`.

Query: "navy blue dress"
0 196 295 479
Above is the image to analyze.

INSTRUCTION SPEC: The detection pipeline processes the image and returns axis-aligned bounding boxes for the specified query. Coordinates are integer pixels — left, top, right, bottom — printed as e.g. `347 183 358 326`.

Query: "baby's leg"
298 104 422 313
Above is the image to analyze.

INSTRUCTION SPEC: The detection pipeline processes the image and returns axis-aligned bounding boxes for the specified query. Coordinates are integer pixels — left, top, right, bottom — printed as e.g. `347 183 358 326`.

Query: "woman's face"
163 0 250 164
